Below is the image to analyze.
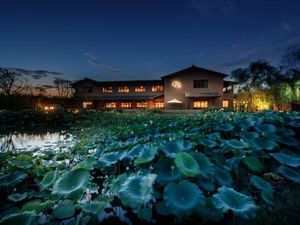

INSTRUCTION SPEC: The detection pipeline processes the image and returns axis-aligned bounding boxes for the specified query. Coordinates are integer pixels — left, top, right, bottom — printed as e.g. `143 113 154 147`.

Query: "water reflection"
0 131 73 152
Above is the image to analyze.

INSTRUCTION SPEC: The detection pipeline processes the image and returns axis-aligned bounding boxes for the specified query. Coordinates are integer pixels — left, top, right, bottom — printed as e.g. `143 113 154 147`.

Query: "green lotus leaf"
196 197 224 222
215 166 233 187
190 152 214 178
134 144 158 166
239 131 260 143
52 168 91 200
212 186 257 218
53 200 75 219
21 200 53 213
127 145 142 160
160 140 193 157
270 151 300 168
199 139 217 148
174 152 200 177
278 166 300 184
155 157 181 183
98 151 126 167
81 201 106 214
240 118 256 129
7 192 28 202
110 174 128 193
250 138 279 151
198 178 215 192
207 132 221 141
250 176 273 204
276 135 300 147
39 170 59 191
164 180 205 216
0 211 38 225
10 154 33 169
75 156 97 170
255 124 277 135
225 139 247 149
218 123 234 132
119 174 157 208
242 156 263 172
0 172 27 187
250 175 273 193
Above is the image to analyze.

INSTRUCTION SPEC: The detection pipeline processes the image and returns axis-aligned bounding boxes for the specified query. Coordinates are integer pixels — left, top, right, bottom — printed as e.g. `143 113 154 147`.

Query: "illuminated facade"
72 65 234 109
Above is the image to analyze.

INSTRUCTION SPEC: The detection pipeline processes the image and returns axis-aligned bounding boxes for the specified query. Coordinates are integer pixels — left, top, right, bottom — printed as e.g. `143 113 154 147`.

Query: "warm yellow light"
171 80 182 88
44 106 49 110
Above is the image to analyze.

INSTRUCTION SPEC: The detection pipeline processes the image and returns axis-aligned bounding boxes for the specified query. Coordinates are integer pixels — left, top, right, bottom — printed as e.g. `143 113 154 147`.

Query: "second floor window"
118 86 129 93
194 80 208 88
135 86 146 92
152 85 163 92
81 86 93 93
103 87 113 93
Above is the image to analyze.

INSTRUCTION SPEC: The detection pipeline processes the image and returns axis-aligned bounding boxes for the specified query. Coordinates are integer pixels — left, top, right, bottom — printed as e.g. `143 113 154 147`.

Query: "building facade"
72 65 234 110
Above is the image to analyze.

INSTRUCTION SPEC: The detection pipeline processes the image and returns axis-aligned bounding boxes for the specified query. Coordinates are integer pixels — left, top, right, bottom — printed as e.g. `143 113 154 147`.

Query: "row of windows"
82 101 164 109
104 102 164 108
193 100 229 108
82 85 163 93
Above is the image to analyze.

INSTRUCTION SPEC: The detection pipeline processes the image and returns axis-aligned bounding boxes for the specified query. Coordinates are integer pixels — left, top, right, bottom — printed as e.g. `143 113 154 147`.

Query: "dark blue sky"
1 0 300 86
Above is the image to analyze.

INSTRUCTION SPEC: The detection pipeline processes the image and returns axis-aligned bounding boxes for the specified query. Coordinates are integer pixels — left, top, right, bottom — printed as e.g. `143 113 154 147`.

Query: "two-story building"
72 65 234 110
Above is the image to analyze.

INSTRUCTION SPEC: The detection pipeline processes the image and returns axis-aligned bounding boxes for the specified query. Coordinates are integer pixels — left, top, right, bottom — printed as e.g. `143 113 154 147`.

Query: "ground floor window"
154 102 164 108
83 102 93 109
137 102 147 108
120 102 131 108
193 101 208 108
223 100 229 108
105 102 116 108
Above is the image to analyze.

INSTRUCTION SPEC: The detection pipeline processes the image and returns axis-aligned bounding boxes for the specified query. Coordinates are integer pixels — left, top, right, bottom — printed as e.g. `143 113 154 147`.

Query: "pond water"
0 131 75 152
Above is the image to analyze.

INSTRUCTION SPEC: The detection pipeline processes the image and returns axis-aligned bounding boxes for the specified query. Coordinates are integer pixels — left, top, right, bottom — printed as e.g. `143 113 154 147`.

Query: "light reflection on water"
0 131 74 152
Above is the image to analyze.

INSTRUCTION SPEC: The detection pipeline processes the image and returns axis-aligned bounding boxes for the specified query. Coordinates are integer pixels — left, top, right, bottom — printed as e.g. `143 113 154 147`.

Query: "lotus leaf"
174 152 200 177
218 123 234 132
53 200 75 219
81 201 106 214
160 140 193 157
0 172 27 187
39 170 59 191
7 192 28 202
10 154 33 169
212 186 257 218
215 166 233 187
226 139 247 149
119 174 157 208
52 168 91 199
134 144 158 166
0 211 38 225
199 139 217 148
270 151 300 168
21 200 53 213
164 180 205 216
190 152 214 178
98 151 126 167
250 176 273 204
278 166 300 184
155 157 181 182
242 156 263 172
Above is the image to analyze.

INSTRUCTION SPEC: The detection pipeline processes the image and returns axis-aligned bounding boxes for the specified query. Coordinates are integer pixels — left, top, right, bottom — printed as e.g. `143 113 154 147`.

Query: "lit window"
83 102 93 109
105 102 116 108
103 87 113 93
171 80 182 88
154 102 164 108
137 102 147 108
223 100 229 108
193 101 208 108
152 85 163 92
118 86 129 93
194 80 208 88
135 86 146 92
120 102 131 108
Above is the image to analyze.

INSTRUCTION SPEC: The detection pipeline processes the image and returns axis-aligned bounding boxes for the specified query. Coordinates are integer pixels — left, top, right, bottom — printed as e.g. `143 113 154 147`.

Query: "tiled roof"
185 92 221 98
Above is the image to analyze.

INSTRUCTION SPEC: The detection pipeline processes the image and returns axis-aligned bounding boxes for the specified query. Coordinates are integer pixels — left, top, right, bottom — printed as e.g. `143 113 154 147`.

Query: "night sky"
1 0 300 86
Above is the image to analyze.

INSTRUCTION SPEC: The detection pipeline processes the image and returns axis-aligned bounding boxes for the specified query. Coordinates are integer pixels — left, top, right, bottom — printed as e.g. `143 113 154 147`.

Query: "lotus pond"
0 110 300 225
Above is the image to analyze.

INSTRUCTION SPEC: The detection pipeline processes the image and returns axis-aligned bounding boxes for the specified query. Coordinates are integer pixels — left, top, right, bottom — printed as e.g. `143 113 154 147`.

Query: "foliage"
0 110 300 224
